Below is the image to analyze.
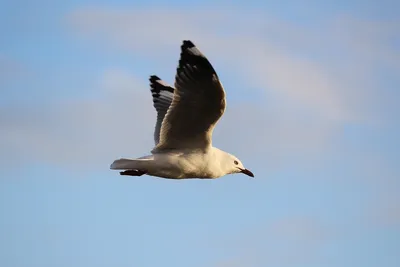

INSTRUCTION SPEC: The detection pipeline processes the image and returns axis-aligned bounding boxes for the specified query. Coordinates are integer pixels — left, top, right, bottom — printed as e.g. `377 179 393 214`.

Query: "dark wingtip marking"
177 40 217 77
149 75 174 94
150 75 161 83
182 40 195 49
150 75 162 92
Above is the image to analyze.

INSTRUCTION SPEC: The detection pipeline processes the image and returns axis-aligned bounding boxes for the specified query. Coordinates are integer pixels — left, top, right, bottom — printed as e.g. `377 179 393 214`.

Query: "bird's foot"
119 169 148 176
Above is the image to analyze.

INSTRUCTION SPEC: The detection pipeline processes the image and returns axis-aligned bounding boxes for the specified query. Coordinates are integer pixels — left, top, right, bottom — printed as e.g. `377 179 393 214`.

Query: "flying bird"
110 40 254 179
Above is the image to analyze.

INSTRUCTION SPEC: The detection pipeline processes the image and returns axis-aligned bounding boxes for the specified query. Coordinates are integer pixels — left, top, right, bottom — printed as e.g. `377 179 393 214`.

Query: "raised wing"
149 75 174 145
153 40 226 152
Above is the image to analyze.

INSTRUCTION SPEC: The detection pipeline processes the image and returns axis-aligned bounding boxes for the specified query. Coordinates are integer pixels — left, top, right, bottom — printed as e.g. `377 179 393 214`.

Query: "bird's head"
221 152 254 178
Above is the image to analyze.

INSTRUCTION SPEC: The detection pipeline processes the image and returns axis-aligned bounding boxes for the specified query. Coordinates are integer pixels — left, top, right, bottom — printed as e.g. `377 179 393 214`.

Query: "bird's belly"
148 153 220 179
148 166 216 179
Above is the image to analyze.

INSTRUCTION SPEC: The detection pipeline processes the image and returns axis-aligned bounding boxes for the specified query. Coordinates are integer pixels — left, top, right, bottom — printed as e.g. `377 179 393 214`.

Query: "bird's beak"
240 168 254 177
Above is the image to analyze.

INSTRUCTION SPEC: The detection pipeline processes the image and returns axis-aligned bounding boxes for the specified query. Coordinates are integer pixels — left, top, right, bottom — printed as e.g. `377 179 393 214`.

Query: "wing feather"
149 75 174 145
153 40 226 152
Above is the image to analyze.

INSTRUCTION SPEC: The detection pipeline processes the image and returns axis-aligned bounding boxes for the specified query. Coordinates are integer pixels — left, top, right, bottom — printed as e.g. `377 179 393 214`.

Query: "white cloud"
0 68 335 171
66 6 399 124
0 69 155 170
1 5 398 172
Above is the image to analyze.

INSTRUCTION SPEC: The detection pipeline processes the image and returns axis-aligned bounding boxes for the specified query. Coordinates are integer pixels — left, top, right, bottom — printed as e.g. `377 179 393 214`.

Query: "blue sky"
0 0 399 267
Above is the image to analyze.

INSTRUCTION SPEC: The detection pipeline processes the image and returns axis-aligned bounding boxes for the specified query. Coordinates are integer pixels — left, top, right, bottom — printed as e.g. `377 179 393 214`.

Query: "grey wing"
153 40 226 152
149 75 174 145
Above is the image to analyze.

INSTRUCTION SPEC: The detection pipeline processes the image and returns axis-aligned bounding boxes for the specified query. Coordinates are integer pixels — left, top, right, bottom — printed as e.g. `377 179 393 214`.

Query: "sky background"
0 0 399 267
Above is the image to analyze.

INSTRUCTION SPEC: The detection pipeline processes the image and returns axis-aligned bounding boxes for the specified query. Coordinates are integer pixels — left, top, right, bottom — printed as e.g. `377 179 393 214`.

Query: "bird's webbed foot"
119 169 148 176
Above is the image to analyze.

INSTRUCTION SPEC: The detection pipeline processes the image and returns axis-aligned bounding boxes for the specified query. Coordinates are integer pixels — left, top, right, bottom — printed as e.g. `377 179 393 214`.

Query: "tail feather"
110 158 135 170
110 157 153 170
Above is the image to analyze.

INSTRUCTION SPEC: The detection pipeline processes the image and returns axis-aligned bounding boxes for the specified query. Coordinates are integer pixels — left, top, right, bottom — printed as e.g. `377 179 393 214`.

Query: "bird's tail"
110 156 153 170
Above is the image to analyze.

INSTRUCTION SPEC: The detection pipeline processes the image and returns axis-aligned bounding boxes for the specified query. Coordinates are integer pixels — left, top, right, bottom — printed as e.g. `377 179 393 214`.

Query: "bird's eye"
234 160 239 165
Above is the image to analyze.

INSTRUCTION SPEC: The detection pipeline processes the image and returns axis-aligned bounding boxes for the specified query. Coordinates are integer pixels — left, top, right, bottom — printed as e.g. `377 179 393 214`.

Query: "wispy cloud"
0 65 339 171
0 69 155 170
1 5 398 172
66 6 399 123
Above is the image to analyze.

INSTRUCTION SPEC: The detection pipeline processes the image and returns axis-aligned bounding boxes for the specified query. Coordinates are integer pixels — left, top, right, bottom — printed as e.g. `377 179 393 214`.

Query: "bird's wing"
149 75 174 145
153 40 226 152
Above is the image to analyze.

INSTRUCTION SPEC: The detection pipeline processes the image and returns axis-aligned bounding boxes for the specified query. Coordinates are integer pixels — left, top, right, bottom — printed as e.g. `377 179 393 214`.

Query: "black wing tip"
149 75 161 92
182 40 195 50
149 75 174 94
178 40 217 77
149 75 161 83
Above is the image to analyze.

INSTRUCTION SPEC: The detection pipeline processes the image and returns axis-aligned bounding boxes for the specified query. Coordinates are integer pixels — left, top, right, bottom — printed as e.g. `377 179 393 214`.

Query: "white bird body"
111 147 242 179
110 40 254 179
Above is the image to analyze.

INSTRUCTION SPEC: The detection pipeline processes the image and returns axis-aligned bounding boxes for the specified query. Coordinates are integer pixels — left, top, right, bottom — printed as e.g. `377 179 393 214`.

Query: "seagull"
110 40 254 179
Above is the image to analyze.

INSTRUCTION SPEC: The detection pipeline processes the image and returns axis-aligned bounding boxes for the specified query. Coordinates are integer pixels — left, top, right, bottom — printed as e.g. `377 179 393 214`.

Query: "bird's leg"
119 169 148 176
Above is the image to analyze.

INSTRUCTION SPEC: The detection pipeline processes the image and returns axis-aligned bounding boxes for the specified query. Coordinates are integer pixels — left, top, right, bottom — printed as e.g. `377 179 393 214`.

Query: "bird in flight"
110 40 254 179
